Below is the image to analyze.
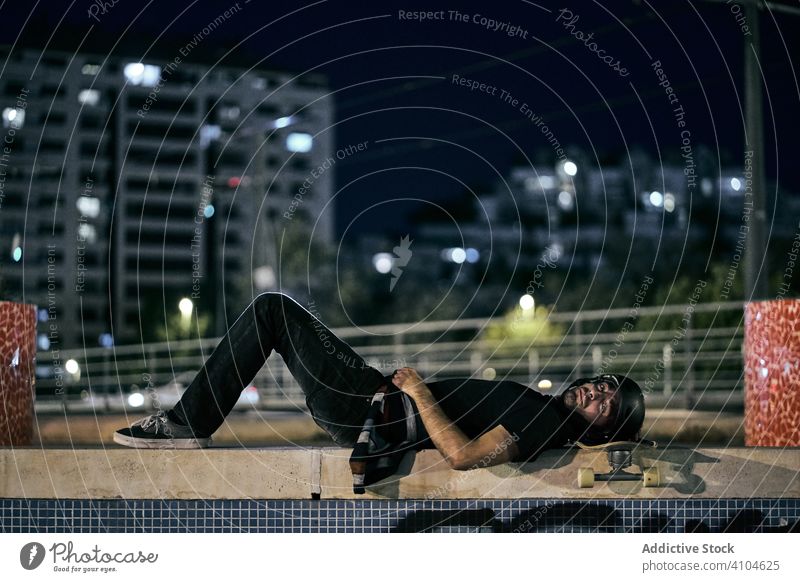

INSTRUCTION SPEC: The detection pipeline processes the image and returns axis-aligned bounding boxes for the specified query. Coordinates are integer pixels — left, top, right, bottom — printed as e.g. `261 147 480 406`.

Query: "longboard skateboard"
574 439 661 488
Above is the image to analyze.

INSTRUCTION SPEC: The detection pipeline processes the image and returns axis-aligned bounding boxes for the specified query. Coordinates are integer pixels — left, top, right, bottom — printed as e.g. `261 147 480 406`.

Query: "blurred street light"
178 298 194 336
127 392 145 407
65 359 81 383
649 191 664 207
179 297 193 316
441 247 467 264
519 293 535 311
664 193 676 213
253 266 276 290
372 253 393 274
65 359 80 375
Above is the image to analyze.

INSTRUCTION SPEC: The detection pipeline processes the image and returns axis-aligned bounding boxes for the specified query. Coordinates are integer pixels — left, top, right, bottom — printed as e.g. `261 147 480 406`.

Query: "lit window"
11 233 22 261
523 176 555 192
78 223 97 244
251 77 267 90
200 124 221 148
82 64 100 76
286 132 313 153
78 89 100 106
2 107 25 129
539 175 556 189
557 191 573 210
123 62 161 87
220 106 240 121
273 116 294 129
547 243 563 261
76 196 101 218
38 334 50 350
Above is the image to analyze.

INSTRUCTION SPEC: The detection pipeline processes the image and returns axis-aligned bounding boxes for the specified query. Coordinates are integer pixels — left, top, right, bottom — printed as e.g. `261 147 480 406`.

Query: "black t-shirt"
412 378 582 462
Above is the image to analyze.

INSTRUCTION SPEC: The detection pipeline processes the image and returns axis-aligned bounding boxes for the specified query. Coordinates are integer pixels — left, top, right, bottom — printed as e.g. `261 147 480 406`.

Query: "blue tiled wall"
1 498 798 533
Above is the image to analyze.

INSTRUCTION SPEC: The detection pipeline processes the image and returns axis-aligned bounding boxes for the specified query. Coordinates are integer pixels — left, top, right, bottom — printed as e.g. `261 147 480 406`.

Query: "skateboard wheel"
577 467 595 488
643 467 660 487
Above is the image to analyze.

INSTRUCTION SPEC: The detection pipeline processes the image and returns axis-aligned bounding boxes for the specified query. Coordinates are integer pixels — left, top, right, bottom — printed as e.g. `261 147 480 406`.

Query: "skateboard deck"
573 439 661 488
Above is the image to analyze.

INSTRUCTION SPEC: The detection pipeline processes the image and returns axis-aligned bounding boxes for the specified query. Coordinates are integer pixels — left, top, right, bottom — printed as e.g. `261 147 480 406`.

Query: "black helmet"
566 373 645 444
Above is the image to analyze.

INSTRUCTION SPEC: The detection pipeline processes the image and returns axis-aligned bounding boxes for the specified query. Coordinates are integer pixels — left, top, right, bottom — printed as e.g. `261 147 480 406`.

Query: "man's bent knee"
252 291 291 313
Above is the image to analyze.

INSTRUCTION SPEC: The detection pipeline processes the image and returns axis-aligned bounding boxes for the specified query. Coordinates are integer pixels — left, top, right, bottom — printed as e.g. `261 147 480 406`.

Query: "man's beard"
561 388 578 409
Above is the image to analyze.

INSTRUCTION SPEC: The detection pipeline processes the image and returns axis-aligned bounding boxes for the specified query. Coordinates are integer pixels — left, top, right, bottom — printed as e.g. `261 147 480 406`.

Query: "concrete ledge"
322 447 800 499
0 448 316 500
2 446 798 500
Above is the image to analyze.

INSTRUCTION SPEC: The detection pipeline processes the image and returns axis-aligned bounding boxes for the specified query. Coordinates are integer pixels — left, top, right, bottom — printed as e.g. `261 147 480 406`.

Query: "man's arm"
392 368 519 470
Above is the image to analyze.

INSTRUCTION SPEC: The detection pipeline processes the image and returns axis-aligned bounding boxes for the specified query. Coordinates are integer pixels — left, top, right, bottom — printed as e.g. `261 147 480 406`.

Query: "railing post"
103 350 111 413
393 332 404 362
470 351 483 378
591 346 602 375
58 351 67 413
281 361 291 403
418 356 428 377
662 344 673 397
528 349 539 379
685 312 695 408
574 317 583 380
148 345 157 380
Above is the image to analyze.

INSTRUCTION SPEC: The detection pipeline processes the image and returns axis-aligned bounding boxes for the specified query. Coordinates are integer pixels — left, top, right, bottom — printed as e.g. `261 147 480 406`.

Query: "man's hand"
392 367 520 470
392 367 427 397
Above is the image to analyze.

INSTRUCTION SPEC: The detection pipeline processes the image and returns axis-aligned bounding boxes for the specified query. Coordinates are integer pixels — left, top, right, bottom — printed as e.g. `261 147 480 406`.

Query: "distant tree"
155 310 211 343
481 304 566 356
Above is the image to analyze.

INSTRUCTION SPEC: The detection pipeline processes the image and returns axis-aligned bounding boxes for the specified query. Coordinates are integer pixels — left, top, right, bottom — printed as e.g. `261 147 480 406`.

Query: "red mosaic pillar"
744 299 800 446
0 301 37 446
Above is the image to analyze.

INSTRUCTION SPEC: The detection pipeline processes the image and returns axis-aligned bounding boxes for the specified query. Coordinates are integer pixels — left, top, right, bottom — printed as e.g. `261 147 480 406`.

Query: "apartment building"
0 47 333 349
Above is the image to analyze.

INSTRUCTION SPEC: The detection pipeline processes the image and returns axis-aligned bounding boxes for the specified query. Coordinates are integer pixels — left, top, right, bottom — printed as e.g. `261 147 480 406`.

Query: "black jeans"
170 292 386 446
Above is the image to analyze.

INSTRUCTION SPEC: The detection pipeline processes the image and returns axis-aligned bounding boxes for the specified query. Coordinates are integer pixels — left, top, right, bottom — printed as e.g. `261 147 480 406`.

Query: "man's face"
561 379 620 429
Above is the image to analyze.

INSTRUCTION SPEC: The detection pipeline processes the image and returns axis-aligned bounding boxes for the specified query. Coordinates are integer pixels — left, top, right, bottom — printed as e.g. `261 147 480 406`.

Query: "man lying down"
115 293 646 487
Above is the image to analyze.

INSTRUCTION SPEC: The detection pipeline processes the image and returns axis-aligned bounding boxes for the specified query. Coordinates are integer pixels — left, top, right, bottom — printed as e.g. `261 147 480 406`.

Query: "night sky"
2 0 798 239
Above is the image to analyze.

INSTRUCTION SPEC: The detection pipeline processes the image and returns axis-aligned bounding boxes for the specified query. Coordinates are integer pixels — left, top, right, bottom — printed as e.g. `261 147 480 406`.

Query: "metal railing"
34 301 746 414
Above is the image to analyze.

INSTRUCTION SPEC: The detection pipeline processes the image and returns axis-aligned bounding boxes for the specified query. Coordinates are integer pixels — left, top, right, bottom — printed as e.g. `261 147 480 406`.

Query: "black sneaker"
113 412 212 449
